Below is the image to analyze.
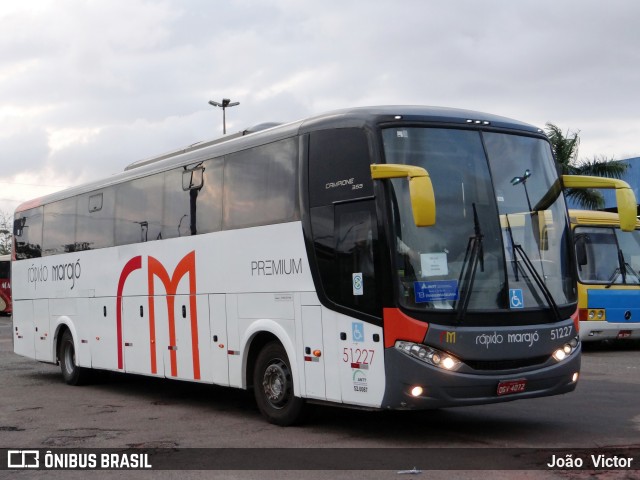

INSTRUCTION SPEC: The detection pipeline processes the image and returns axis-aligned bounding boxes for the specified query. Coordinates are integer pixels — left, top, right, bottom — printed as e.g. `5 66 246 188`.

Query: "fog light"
410 386 423 397
572 372 579 383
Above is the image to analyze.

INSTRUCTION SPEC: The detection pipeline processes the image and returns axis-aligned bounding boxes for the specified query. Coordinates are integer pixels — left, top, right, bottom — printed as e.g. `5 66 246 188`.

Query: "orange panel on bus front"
383 308 429 348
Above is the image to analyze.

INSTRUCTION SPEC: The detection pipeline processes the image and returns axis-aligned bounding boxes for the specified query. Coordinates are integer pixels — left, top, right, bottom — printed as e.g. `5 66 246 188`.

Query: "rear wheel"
59 330 89 385
253 342 305 426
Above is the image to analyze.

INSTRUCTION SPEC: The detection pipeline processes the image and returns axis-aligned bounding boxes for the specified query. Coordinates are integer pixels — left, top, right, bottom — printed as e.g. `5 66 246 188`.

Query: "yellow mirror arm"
563 175 637 232
371 164 436 227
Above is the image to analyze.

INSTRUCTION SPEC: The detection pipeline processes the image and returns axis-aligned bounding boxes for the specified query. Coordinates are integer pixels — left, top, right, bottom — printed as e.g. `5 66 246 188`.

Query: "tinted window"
14 137 301 258
310 201 381 316
115 174 163 245
309 128 373 207
76 188 116 250
164 166 198 239
0 260 9 278
43 198 77 255
14 207 43 259
223 138 298 229
163 159 223 239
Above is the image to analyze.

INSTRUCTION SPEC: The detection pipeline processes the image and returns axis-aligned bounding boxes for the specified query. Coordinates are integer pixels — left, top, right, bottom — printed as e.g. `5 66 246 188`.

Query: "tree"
545 123 628 210
0 210 12 256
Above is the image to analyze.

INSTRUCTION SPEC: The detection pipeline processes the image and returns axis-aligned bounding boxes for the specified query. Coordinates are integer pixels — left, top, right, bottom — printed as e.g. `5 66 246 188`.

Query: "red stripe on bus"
148 252 200 379
116 256 142 370
383 308 429 348
14 197 45 213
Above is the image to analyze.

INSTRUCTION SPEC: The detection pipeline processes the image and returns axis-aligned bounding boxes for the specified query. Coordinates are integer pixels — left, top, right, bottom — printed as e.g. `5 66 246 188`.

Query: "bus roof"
15 105 544 214
569 209 640 228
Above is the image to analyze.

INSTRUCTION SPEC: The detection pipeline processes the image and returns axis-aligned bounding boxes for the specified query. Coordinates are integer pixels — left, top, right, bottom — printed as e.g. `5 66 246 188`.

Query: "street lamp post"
208 98 240 134
511 169 532 211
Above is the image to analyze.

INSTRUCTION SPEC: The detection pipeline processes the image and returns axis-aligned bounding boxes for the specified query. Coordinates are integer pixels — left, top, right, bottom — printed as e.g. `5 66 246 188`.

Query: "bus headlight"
553 349 566 361
395 341 461 371
552 336 580 362
584 308 606 321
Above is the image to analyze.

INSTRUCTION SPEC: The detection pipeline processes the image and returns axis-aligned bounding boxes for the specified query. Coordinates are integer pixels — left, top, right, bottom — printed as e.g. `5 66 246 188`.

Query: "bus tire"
253 341 305 426
58 330 89 386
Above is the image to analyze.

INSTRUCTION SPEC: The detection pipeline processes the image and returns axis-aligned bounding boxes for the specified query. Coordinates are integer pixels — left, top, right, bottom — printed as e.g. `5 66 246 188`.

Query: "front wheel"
253 342 305 426
58 330 90 385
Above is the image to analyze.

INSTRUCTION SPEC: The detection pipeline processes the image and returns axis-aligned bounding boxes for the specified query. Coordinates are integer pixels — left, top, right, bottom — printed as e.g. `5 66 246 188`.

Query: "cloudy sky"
1 0 639 214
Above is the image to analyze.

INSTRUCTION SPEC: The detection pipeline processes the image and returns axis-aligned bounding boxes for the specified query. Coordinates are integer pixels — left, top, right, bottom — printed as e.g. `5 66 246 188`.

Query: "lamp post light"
511 169 532 211
208 98 240 135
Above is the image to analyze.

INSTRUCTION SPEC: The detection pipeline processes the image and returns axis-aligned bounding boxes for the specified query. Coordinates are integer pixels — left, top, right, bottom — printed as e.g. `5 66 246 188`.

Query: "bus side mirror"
13 218 25 237
370 164 436 227
182 165 204 190
562 175 637 232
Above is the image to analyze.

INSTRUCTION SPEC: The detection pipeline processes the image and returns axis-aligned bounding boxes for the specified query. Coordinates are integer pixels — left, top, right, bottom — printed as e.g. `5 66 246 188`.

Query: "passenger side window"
163 159 224 239
223 138 298 229
115 174 164 245
43 198 77 255
76 188 116 250
14 207 43 259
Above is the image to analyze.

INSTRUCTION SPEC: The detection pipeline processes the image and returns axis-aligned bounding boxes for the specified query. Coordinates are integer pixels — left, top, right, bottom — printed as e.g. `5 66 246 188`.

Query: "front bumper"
381 345 580 409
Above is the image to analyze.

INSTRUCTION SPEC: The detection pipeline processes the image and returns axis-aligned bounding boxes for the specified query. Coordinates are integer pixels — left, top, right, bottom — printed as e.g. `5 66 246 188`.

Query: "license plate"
497 379 527 396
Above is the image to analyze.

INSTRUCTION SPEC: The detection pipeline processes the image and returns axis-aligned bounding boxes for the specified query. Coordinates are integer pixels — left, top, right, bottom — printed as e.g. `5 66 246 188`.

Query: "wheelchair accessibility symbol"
352 322 364 342
509 289 524 309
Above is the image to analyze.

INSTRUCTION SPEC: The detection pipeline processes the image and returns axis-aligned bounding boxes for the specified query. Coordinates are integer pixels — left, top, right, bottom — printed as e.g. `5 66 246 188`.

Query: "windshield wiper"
607 248 627 287
504 214 561 321
624 261 640 282
606 248 640 287
456 203 484 321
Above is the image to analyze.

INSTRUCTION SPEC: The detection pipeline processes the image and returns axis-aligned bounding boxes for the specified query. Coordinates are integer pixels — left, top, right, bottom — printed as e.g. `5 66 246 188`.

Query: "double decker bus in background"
11 106 637 425
570 209 640 342
0 254 11 316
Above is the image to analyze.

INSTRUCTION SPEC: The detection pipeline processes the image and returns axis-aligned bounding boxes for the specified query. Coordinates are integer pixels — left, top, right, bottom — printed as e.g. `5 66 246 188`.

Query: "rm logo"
116 251 200 379
439 331 456 344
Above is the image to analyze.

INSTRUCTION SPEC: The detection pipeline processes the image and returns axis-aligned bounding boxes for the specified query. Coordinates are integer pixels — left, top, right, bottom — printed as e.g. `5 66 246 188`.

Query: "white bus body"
13 106 607 425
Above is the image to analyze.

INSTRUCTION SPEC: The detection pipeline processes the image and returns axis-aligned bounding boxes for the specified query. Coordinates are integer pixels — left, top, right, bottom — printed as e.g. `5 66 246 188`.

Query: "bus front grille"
464 355 550 371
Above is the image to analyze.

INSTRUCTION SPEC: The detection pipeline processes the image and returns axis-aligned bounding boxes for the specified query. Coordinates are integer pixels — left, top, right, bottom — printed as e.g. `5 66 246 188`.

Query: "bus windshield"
382 127 575 315
574 226 640 285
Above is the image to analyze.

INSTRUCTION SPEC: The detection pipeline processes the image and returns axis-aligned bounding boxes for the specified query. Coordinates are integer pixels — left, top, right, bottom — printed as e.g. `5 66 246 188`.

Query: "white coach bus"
12 106 637 425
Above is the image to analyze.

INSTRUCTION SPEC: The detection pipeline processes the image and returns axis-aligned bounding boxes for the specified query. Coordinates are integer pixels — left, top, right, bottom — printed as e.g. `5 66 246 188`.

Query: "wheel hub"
263 362 289 408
